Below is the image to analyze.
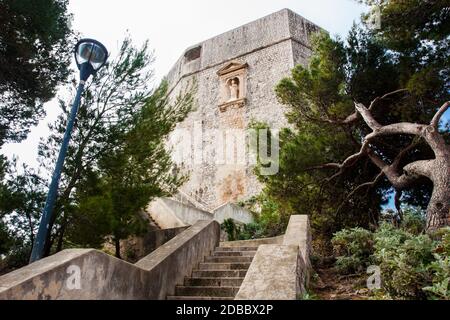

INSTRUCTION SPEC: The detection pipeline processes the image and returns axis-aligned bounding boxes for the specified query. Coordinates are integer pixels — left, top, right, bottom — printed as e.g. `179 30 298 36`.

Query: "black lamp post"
29 39 108 263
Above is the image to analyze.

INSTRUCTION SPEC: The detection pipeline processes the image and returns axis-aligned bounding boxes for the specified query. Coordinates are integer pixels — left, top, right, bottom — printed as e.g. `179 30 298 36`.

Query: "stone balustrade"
235 215 311 300
0 220 220 300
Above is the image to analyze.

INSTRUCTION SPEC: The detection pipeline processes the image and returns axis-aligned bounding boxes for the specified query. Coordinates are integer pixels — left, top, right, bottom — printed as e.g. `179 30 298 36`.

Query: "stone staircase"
167 245 257 300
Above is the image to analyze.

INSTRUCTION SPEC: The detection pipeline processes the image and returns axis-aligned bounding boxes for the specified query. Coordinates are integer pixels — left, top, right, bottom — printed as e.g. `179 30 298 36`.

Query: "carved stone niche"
217 61 248 112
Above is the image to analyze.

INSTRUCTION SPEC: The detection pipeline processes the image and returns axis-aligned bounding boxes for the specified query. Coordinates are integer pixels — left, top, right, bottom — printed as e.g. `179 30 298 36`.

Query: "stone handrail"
235 215 311 300
174 190 213 212
220 235 284 248
0 220 220 300
147 197 254 229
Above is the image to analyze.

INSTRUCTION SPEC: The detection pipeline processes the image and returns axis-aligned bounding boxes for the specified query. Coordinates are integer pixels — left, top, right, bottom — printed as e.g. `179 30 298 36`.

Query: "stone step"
175 286 240 297
167 296 234 300
198 262 251 270
212 251 256 257
184 277 244 287
204 256 253 263
191 269 248 278
215 246 258 252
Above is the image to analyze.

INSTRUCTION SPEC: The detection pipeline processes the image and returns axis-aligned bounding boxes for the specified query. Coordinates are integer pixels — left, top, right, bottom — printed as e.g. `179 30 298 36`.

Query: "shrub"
423 228 450 300
400 207 426 235
423 254 450 300
236 222 265 240
331 227 374 274
374 225 434 299
332 223 450 300
221 219 238 241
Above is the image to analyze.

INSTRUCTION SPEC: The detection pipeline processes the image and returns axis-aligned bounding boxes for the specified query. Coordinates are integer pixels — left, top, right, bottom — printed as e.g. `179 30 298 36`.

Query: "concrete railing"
146 197 214 229
220 235 284 248
105 226 189 263
0 220 220 300
213 202 253 224
235 215 311 300
147 197 254 229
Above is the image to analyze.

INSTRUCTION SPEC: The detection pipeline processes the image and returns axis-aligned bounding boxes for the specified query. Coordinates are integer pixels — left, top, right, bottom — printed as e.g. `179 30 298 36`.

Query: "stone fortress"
166 8 322 211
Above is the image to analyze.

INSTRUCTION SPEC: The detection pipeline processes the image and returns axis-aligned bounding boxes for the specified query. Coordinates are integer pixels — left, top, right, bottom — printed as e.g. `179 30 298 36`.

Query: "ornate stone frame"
217 61 248 112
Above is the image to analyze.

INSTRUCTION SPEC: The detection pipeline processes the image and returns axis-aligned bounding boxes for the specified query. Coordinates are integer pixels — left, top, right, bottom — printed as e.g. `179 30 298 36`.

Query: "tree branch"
368 150 434 188
346 171 384 200
394 190 403 223
392 138 420 169
367 89 409 111
431 101 450 129
337 88 409 125
334 170 384 216
355 102 381 130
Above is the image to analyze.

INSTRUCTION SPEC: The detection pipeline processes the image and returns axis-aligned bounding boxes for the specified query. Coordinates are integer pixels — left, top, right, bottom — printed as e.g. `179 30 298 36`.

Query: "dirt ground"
311 267 371 300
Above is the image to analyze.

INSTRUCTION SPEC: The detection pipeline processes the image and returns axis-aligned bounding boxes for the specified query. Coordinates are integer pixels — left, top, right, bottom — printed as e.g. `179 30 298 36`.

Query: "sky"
2 0 369 168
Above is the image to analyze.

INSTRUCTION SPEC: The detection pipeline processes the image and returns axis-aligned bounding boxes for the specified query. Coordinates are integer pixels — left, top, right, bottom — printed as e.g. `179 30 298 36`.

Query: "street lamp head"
74 38 108 81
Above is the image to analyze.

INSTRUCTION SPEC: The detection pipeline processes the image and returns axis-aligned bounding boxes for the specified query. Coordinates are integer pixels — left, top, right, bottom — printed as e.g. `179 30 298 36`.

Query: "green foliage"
0 159 45 262
332 227 375 274
0 0 74 146
359 0 449 95
299 290 319 300
254 1 449 248
423 227 450 299
221 219 238 241
0 221 11 255
332 222 450 300
236 223 265 240
239 194 290 239
68 78 193 257
400 207 426 235
0 37 194 264
374 223 434 299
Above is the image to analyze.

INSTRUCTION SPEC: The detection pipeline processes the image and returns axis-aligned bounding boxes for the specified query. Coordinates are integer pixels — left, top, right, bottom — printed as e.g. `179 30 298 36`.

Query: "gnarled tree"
273 21 449 237
316 95 449 231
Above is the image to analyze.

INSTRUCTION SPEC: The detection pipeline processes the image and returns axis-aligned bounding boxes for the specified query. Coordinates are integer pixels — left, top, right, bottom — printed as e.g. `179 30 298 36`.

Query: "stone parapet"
235 215 311 300
0 220 220 300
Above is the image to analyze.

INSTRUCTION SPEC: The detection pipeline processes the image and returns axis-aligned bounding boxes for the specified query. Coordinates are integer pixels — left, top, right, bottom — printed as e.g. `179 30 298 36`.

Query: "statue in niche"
227 78 240 102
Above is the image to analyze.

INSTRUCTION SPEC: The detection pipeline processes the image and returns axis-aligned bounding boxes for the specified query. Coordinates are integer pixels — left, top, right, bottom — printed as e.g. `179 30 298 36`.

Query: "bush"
239 194 290 239
374 223 434 299
400 207 426 235
221 219 267 241
331 224 450 300
331 227 374 274
423 228 450 300
221 219 238 241
236 222 265 240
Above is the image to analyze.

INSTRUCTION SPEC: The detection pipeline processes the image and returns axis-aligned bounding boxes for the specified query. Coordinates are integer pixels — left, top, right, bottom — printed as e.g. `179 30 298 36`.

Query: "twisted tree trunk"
426 150 450 231
316 97 450 232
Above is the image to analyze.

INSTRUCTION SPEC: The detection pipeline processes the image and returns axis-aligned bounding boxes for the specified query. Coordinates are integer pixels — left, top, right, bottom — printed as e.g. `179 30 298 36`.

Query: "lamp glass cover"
77 42 107 70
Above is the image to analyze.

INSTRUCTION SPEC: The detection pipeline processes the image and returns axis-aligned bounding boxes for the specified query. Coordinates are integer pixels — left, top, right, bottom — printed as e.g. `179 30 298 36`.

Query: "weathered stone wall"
147 197 214 229
0 220 220 300
166 9 322 209
146 197 253 229
103 226 189 263
235 215 311 300
213 202 254 224
235 244 305 300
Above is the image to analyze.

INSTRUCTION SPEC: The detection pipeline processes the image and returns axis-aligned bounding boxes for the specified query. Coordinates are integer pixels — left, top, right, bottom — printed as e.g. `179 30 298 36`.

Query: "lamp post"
29 39 108 263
